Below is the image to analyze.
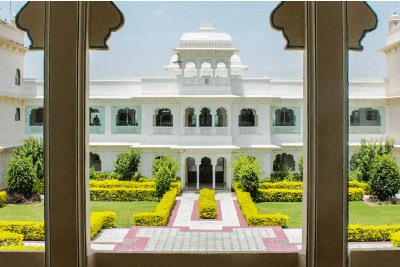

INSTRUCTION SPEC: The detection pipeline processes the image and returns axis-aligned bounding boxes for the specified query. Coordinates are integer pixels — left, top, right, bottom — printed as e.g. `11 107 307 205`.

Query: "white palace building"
1 15 400 190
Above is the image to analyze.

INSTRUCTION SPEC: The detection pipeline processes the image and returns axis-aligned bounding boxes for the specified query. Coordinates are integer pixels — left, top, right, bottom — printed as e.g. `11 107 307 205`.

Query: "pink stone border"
191 200 222 221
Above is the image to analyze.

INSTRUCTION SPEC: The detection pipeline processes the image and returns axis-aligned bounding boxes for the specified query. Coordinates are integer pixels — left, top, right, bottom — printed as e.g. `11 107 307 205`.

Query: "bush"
0 244 45 250
270 163 290 182
198 189 217 219
114 148 141 181
390 231 400 247
90 211 116 239
368 154 400 201
236 189 289 227
6 156 38 198
258 189 303 202
152 156 180 177
90 171 122 181
348 181 370 195
348 188 365 201
231 155 257 181
153 156 181 197
0 221 44 241
259 181 303 190
0 231 23 246
350 139 394 182
133 189 177 226
0 191 5 208
298 155 303 180
231 155 261 200
90 188 157 201
348 224 400 242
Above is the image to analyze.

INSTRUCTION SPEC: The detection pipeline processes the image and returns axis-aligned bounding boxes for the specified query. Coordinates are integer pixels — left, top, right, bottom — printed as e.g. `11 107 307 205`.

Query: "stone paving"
24 192 393 252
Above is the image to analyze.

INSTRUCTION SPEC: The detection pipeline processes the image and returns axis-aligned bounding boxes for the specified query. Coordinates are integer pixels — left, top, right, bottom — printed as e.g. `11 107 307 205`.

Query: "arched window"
15 69 21 86
90 153 101 171
155 108 173 127
350 108 380 126
199 107 212 127
116 108 137 126
239 108 257 127
89 108 101 126
275 108 295 126
215 107 227 127
15 108 20 121
185 107 196 127
29 108 44 126
273 153 295 171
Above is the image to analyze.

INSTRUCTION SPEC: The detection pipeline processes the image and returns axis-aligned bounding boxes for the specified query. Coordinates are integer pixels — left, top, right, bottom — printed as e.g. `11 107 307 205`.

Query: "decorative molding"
0 39 28 54
15 1 124 50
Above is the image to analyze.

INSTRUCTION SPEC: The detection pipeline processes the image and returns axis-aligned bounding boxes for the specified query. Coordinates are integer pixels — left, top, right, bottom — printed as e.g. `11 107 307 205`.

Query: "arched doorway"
215 157 225 186
199 157 212 184
186 157 197 185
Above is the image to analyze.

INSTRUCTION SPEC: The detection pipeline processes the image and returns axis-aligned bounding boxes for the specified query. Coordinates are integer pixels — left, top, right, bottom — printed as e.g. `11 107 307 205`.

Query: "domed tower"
379 12 400 97
164 24 248 93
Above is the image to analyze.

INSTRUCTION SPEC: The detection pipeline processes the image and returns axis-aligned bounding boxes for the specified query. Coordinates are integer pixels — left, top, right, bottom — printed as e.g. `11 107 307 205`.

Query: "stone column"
211 158 216 190
180 155 185 190
196 60 200 85
196 109 201 135
211 109 216 135
196 162 200 191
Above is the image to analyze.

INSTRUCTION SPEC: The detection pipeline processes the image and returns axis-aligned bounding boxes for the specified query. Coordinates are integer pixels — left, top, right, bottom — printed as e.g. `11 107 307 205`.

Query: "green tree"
114 148 141 181
368 154 400 201
298 155 303 179
350 139 394 182
270 162 290 182
231 155 257 182
6 155 38 198
152 156 180 179
153 156 181 197
231 155 261 200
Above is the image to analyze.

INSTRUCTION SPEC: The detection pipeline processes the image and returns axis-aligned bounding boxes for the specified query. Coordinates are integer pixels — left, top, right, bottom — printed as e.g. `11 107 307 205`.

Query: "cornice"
0 95 25 104
0 38 28 55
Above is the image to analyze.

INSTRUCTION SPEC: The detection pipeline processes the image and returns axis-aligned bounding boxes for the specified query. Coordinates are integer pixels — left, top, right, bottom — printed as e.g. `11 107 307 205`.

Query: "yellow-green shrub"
236 189 289 227
90 211 116 239
0 221 44 241
390 231 400 247
90 188 157 201
0 231 23 246
348 181 370 195
171 181 182 195
198 189 217 219
259 181 303 190
258 189 303 202
348 224 400 242
133 189 177 226
0 191 5 208
0 245 45 250
348 188 365 201
90 180 155 189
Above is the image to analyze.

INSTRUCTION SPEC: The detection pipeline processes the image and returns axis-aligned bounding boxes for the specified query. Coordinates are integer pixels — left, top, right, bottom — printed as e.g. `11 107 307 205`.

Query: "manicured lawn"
0 201 158 228
255 201 400 228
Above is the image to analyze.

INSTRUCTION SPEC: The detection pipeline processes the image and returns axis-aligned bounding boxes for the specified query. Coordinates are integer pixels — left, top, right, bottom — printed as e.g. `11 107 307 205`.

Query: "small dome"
390 12 399 20
231 55 242 65
179 24 233 48
170 54 178 65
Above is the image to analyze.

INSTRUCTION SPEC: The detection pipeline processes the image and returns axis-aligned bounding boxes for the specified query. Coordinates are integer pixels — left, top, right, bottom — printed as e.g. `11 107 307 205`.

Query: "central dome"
179 24 233 48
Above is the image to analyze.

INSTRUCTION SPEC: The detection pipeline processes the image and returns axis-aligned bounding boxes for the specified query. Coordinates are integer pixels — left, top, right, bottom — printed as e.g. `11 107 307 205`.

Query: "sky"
1 1 399 79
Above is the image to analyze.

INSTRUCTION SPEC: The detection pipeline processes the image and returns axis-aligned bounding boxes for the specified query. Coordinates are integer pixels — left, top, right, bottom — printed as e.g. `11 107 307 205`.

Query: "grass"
255 201 400 228
0 201 158 228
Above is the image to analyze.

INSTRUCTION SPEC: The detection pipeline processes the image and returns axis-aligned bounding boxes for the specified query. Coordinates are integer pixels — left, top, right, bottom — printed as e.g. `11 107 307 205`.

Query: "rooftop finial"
198 23 215 32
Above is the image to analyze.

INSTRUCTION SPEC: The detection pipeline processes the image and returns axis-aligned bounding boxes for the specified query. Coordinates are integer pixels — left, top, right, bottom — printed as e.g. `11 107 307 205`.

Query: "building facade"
1 16 400 190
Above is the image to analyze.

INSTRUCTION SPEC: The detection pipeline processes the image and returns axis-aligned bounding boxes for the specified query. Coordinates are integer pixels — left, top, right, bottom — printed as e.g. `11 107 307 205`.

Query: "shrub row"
236 189 289 227
348 188 365 201
0 244 45 250
0 191 5 208
133 189 177 226
90 180 155 189
390 231 400 247
0 211 116 242
259 181 303 190
258 189 303 202
348 224 400 242
90 211 116 239
198 189 217 219
90 188 157 201
348 181 371 195
0 221 44 241
0 231 23 246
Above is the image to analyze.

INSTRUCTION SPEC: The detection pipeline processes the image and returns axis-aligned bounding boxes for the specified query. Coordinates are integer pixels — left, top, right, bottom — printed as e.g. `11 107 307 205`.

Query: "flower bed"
198 189 217 219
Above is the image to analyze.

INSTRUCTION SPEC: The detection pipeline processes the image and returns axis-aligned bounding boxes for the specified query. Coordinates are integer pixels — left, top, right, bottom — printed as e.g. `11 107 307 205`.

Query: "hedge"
0 211 116 242
133 189 177 226
348 224 400 242
0 245 45 250
236 189 289 227
390 231 400 247
348 188 365 201
0 191 5 208
198 189 217 219
0 231 23 246
90 188 157 201
348 181 371 195
90 211 116 239
258 189 303 202
259 181 303 190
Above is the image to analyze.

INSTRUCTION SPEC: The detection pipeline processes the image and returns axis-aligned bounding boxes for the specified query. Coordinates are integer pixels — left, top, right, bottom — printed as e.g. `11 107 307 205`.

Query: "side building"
1 16 400 190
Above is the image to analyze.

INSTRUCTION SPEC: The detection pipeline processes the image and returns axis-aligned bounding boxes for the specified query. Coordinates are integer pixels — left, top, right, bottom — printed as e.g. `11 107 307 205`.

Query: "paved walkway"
23 192 394 251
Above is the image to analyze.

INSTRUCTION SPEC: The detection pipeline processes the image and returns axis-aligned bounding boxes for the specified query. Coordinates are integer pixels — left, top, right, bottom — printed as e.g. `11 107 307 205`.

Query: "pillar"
180 156 185 190
211 158 216 190
196 162 200 190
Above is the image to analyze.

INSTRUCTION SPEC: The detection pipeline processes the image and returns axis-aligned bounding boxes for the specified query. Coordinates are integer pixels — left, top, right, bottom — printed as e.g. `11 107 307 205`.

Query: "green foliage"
0 191 5 208
391 231 400 247
348 224 400 242
270 162 290 182
368 154 400 201
90 211 116 239
6 155 37 198
350 139 394 182
0 221 44 241
231 155 261 200
153 156 181 197
0 230 23 246
258 189 303 202
90 188 157 201
298 155 303 179
114 148 141 181
198 189 217 219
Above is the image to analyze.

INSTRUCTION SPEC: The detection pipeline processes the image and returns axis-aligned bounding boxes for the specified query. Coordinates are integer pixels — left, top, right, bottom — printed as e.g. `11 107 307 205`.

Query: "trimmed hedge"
0 221 44 241
258 189 303 202
349 181 370 195
0 191 5 208
348 188 365 201
198 189 217 219
0 211 116 242
0 231 23 246
90 188 157 201
0 245 45 250
390 231 400 247
90 211 116 239
348 224 400 242
259 181 303 190
236 189 289 227
133 189 177 226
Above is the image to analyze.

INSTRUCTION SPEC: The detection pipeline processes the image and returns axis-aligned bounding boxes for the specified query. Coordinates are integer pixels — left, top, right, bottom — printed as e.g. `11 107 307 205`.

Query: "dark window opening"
155 108 173 127
350 108 381 126
275 108 295 126
15 108 20 121
117 108 138 126
200 108 212 127
239 108 257 127
89 108 101 126
29 108 44 126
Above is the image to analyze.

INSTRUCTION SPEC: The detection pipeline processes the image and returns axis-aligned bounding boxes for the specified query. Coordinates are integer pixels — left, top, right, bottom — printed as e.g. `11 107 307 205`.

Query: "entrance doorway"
199 157 212 184
186 157 197 185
